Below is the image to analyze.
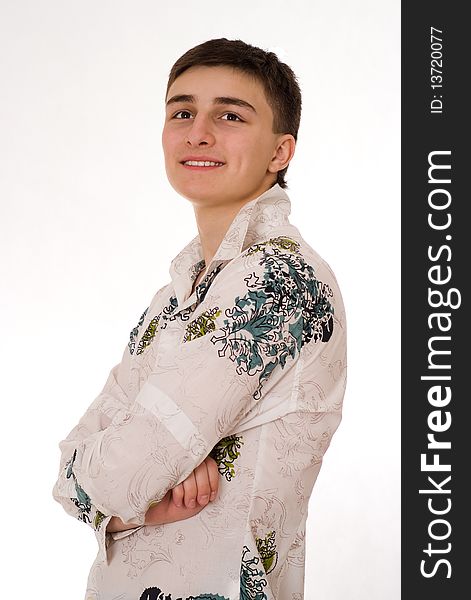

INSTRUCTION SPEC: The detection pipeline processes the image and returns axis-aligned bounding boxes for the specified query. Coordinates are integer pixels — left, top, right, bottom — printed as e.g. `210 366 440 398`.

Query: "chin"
171 179 224 203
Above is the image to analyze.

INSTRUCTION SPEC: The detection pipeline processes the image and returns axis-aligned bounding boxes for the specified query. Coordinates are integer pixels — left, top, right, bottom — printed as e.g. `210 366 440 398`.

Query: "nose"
185 113 216 146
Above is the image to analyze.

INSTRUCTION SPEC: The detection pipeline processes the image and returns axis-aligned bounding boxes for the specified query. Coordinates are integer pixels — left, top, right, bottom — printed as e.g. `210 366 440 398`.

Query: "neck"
192 201 245 269
191 182 276 269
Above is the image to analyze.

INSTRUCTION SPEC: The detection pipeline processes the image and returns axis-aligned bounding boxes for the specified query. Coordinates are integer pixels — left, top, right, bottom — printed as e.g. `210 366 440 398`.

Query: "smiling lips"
180 157 225 170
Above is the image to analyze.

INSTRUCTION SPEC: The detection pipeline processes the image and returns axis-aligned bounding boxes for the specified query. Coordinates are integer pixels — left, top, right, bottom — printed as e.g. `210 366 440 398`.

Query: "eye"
221 112 243 122
173 110 193 119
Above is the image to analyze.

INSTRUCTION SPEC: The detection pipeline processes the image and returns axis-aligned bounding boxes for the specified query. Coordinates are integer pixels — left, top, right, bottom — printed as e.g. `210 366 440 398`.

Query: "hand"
170 455 219 509
145 456 220 526
144 489 203 526
106 456 220 532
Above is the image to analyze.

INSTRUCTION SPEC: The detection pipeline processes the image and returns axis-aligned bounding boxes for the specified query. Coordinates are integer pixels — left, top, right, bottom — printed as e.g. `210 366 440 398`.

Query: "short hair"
166 38 302 189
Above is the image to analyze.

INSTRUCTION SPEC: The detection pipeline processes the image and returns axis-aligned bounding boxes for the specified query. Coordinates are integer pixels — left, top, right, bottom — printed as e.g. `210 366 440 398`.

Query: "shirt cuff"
93 513 113 564
93 511 145 565
110 525 145 541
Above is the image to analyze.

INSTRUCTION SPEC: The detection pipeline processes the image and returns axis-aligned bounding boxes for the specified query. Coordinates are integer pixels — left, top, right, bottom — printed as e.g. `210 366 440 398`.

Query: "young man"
53 38 347 600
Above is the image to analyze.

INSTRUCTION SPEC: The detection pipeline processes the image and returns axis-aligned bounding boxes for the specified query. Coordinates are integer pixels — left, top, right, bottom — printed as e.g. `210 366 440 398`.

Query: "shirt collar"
169 183 292 306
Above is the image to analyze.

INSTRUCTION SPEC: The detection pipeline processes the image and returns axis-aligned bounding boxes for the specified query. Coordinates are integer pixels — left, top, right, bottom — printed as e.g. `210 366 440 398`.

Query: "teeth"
184 161 224 167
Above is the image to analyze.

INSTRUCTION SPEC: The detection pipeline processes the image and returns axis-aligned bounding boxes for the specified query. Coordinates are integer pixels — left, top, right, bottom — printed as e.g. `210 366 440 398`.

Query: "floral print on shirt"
53 183 347 599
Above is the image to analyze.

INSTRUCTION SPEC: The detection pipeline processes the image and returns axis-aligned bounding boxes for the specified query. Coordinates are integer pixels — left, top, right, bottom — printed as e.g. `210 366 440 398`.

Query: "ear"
268 134 296 175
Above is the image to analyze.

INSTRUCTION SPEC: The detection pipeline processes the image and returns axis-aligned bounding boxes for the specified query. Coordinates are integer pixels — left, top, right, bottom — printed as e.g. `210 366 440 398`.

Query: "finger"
204 456 220 500
171 483 184 507
193 461 212 506
182 471 198 508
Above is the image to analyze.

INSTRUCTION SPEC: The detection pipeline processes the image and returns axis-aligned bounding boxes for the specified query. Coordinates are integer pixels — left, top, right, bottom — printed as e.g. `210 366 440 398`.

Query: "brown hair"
166 38 302 189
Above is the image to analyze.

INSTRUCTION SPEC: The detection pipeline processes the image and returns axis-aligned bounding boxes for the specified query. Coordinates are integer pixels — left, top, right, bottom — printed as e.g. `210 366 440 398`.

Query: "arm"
59 248 340 527
52 297 219 555
107 454 220 533
106 488 205 533
52 306 150 557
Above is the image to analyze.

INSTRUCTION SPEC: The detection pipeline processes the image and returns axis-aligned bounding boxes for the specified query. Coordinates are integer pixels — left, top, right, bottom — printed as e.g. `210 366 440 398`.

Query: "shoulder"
226 230 344 311
204 231 345 345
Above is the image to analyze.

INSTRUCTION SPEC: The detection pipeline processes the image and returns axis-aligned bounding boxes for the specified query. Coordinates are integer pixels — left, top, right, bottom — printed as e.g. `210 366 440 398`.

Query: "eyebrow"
166 94 257 114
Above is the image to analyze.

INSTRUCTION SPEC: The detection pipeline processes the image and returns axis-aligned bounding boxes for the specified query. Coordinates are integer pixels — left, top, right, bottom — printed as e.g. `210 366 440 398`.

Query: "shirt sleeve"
52 307 149 562
56 248 339 527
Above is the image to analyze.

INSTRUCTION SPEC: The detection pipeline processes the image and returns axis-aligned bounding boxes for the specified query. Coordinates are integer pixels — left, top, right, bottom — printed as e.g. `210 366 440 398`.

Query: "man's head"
162 38 301 207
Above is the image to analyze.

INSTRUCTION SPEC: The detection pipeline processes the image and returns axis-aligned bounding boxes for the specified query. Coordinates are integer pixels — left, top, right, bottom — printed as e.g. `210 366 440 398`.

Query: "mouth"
180 160 225 170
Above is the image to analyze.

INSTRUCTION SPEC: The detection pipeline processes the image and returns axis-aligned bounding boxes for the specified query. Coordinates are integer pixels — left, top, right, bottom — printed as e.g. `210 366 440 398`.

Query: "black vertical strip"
402 3 467 598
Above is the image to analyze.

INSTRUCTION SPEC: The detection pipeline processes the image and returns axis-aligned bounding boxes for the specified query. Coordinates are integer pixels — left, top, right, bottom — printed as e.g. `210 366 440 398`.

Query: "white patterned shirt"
52 183 347 600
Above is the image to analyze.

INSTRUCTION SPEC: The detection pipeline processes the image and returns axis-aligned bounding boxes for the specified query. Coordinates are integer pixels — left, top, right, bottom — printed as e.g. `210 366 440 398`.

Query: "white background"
0 1 400 598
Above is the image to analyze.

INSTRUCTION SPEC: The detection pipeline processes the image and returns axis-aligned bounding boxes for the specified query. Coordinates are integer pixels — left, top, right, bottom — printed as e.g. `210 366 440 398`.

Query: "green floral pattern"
209 435 244 481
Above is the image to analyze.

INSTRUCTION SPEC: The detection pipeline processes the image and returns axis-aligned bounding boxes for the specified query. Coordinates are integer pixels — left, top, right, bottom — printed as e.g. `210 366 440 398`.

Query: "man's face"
162 65 285 208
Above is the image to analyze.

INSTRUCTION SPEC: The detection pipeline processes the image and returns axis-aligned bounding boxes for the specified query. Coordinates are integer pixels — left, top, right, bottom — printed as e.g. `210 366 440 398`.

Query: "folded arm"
107 454 220 532
53 246 341 539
